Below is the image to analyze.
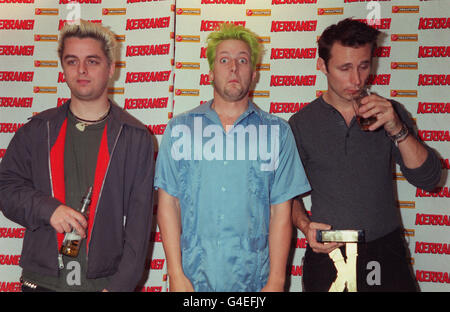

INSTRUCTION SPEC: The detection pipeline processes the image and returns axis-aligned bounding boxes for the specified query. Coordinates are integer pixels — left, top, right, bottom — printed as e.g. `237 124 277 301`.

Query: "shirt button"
224 161 228 165
221 186 226 192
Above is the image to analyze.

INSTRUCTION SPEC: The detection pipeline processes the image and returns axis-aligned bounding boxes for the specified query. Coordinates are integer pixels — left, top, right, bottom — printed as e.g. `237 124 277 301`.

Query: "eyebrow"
63 54 102 60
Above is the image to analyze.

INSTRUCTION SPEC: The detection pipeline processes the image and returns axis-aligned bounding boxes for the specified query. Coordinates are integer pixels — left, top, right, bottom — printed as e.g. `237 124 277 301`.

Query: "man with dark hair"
0 20 155 292
289 18 441 292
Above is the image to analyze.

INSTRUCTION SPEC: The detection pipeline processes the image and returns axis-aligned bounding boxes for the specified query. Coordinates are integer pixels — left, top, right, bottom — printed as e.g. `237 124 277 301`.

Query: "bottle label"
64 231 82 242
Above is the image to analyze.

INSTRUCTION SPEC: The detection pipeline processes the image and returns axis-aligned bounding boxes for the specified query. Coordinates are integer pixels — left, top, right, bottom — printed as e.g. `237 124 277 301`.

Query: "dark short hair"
318 18 380 68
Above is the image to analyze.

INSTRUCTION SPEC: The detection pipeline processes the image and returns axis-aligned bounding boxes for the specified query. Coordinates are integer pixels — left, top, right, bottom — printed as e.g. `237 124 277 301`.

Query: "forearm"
266 200 292 290
292 197 311 236
396 130 428 169
157 188 184 277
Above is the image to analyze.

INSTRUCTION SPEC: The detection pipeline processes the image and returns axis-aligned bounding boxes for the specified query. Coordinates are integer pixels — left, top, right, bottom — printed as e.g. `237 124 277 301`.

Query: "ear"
209 69 214 83
108 61 116 79
317 57 328 75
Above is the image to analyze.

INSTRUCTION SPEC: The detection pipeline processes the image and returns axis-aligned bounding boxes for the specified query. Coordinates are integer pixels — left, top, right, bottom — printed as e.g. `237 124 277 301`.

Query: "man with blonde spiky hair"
0 20 155 292
155 24 310 292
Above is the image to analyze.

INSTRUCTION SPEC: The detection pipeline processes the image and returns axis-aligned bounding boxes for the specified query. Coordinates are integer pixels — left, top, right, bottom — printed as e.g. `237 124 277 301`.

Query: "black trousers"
302 228 419 292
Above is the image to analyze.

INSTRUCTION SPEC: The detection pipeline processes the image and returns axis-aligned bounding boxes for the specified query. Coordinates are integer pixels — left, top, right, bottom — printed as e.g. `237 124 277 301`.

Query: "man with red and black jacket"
0 20 154 292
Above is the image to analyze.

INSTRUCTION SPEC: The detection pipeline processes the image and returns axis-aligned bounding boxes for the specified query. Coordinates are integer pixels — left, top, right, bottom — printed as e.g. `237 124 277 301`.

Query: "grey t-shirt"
288 96 441 241
22 110 111 291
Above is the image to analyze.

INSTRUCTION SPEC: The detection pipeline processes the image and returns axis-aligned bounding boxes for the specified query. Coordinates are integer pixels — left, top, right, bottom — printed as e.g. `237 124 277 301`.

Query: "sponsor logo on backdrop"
367 74 390 85
397 201 416 209
391 62 418 70
34 34 58 42
418 130 450 142
0 45 34 56
175 89 200 96
373 46 391 57
392 6 419 14
317 8 344 15
0 254 20 265
0 71 33 82
246 9 271 17
417 102 450 114
102 8 126 15
418 74 450 86
271 20 317 32
249 90 270 98
126 44 171 57
0 19 34 30
270 75 316 86
176 35 200 43
415 241 449 255
200 20 246 31
147 124 167 135
176 62 200 70
416 270 450 284
269 102 309 114
35 8 58 15
270 48 316 59
125 71 171 83
34 60 58 68
126 17 170 30
357 18 391 30
418 46 450 58
0 281 21 292
416 186 450 197
201 0 246 4
291 265 302 277
0 0 34 3
391 34 418 41
33 86 57 94
107 87 124 94
58 19 101 30
418 17 450 30
60 0 101 3
272 0 317 4
124 97 168 110
176 8 201 15
0 97 33 108
0 228 25 238
390 90 417 97
415 213 450 226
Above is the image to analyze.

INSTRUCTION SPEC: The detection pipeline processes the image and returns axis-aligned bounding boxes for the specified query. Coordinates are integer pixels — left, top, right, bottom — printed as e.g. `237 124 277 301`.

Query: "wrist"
388 123 409 147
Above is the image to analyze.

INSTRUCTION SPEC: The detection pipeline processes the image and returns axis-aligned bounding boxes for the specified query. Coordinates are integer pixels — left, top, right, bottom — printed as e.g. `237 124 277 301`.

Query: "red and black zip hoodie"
0 100 155 291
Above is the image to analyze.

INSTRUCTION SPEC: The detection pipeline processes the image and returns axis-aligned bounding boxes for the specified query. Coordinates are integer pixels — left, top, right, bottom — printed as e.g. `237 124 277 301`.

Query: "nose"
78 62 87 75
230 59 238 73
351 68 362 87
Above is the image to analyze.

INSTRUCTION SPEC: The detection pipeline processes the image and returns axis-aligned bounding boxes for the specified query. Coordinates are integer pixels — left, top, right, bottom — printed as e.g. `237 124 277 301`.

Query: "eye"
87 59 99 65
238 58 248 64
219 57 228 64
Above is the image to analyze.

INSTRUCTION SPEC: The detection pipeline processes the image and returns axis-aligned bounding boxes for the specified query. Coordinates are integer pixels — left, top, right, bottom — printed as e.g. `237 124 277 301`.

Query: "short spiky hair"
58 19 117 64
318 18 380 68
206 23 262 71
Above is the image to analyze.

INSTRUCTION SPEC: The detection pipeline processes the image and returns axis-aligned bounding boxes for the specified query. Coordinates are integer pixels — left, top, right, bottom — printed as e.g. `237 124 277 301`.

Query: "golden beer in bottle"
60 187 93 257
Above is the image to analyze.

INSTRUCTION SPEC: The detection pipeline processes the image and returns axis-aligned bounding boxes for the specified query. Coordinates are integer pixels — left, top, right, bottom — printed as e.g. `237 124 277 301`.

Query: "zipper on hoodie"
47 121 65 270
85 124 123 267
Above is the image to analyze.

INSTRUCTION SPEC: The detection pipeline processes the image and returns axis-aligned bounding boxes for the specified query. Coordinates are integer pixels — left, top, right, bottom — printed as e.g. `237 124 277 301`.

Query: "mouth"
77 79 90 85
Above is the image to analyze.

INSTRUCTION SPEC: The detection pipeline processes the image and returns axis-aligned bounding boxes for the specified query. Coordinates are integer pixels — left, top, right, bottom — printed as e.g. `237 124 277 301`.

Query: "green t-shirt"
22 110 111 291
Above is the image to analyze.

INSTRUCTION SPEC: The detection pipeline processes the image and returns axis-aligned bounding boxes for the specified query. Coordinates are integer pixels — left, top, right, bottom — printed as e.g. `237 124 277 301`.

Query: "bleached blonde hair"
58 19 117 64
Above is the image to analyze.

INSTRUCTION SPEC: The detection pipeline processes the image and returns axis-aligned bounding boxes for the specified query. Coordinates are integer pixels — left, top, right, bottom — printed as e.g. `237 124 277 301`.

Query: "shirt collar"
187 99 263 124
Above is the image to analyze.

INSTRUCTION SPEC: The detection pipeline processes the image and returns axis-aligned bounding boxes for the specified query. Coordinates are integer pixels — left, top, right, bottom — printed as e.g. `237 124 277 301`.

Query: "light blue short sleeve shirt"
155 100 310 291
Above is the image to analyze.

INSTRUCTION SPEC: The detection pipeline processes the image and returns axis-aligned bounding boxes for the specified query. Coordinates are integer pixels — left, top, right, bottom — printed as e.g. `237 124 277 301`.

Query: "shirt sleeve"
154 120 181 198
391 100 442 191
270 123 311 205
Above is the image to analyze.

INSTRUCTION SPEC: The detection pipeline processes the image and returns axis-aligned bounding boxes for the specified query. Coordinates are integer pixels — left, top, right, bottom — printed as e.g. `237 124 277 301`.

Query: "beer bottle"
60 186 93 258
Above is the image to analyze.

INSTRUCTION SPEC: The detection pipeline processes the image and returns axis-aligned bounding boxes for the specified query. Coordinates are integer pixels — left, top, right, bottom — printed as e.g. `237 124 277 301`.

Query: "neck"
212 93 249 119
69 97 110 122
